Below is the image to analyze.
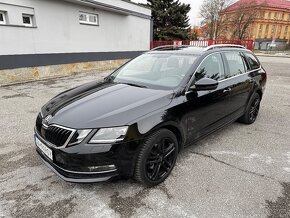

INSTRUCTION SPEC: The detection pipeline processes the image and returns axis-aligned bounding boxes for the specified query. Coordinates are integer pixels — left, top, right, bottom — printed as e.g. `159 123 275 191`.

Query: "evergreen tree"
147 0 191 40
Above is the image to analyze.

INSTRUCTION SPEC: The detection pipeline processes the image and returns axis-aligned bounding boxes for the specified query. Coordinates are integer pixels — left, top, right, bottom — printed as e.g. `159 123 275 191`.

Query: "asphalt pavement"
0 56 289 218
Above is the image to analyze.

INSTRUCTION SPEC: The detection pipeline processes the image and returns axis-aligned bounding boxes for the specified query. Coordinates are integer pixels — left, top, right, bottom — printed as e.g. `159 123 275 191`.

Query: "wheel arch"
147 121 185 152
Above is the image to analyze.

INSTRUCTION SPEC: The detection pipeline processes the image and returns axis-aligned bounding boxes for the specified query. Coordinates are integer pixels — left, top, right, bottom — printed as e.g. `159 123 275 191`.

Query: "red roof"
225 0 290 11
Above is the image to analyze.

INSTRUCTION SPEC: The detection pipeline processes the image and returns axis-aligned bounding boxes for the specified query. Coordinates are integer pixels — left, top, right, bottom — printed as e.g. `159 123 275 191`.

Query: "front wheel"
134 129 178 187
238 92 261 124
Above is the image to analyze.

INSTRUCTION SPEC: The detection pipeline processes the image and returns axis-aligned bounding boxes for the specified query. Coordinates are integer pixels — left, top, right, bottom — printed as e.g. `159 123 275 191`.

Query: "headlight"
89 126 128 143
68 129 92 146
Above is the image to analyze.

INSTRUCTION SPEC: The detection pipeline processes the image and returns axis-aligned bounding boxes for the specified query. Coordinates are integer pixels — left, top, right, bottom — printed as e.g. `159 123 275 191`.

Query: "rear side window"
224 52 245 77
195 53 225 82
244 53 260 70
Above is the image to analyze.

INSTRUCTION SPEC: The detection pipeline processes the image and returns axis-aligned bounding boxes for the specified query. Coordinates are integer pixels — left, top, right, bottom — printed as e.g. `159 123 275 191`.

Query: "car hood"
41 81 173 129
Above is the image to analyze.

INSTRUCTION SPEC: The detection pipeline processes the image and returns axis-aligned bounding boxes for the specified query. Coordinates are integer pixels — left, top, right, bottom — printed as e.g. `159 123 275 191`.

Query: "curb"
255 54 290 58
0 75 70 88
0 70 111 88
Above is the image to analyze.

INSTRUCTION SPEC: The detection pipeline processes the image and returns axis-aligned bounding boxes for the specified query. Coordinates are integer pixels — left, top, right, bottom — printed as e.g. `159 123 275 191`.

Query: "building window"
268 12 271 19
0 11 6 24
265 24 269 33
259 24 263 32
272 25 276 33
79 12 99 25
274 12 277 19
281 13 285 20
278 25 282 33
22 14 33 27
285 26 288 34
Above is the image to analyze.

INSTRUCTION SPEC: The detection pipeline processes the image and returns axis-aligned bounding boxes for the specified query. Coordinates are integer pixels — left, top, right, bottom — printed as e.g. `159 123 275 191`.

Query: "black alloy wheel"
146 137 176 181
238 92 261 124
249 96 260 122
134 129 178 186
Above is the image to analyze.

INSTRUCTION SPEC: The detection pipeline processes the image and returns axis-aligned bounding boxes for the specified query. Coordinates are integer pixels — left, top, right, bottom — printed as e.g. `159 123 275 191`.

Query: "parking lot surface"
0 56 289 218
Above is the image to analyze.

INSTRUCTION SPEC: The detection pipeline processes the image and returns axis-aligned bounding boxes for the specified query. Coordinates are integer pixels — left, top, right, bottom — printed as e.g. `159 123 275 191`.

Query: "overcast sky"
131 0 204 26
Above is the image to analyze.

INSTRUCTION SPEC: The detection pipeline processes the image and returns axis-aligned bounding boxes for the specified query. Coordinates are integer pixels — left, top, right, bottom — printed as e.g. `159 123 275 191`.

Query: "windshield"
110 53 198 89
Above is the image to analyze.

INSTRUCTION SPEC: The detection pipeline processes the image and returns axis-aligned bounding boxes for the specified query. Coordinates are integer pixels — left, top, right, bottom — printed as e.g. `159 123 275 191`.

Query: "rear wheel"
134 129 178 187
238 93 261 124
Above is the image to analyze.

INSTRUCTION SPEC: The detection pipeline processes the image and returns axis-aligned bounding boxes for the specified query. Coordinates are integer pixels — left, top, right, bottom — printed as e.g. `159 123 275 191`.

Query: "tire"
134 129 178 187
238 92 261 124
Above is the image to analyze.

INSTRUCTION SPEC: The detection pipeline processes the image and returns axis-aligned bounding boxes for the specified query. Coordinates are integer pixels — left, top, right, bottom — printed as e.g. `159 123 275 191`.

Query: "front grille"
43 126 73 147
35 113 74 147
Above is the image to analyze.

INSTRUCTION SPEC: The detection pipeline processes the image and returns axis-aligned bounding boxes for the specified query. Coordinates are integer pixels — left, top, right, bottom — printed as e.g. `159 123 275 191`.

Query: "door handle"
223 88 232 93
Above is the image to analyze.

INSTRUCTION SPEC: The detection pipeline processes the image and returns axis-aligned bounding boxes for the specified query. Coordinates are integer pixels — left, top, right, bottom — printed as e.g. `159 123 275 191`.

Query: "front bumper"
34 131 139 183
37 149 118 183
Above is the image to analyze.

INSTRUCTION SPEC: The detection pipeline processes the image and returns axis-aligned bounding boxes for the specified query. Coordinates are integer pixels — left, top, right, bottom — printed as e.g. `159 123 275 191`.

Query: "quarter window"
79 12 98 25
195 54 225 82
245 53 260 70
224 52 246 77
22 14 33 27
0 11 6 24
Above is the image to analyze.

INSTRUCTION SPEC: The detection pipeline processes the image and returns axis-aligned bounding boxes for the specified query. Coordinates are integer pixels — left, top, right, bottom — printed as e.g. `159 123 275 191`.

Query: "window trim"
240 52 250 72
185 51 261 92
79 12 99 26
0 11 6 25
22 14 33 27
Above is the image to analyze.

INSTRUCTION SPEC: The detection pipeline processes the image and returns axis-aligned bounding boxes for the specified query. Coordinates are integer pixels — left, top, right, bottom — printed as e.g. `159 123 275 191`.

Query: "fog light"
88 164 116 173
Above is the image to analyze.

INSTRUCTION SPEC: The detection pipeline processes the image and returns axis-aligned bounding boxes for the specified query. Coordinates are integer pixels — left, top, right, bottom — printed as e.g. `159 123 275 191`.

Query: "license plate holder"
35 136 53 161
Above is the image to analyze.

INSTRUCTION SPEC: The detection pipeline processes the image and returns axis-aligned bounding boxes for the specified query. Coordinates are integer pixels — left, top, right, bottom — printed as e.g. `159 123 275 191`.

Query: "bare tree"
220 0 265 39
199 0 232 39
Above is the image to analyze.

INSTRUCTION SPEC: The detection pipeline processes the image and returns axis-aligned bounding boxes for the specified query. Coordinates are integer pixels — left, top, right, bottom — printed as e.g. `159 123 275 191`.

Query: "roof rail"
151 45 191 51
204 44 246 51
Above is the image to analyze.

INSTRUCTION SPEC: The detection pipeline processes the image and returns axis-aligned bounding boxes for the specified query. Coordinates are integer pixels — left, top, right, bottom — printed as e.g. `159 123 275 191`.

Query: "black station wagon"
34 44 267 186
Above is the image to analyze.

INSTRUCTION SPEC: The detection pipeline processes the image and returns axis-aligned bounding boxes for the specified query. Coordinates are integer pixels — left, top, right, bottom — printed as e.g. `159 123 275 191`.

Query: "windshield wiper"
120 82 147 88
105 75 115 81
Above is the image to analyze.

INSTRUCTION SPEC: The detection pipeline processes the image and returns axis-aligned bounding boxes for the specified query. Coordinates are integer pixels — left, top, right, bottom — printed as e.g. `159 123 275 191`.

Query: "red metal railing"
150 40 254 51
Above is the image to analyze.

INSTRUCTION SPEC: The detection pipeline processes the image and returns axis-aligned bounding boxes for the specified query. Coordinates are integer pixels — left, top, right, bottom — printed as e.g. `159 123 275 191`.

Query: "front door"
183 53 233 144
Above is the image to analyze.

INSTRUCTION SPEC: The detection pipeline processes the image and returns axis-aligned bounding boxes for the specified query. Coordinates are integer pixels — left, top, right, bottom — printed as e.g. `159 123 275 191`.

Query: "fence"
150 40 254 51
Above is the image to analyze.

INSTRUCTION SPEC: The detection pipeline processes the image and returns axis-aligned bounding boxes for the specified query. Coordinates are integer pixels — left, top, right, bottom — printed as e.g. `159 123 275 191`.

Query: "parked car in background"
34 44 267 186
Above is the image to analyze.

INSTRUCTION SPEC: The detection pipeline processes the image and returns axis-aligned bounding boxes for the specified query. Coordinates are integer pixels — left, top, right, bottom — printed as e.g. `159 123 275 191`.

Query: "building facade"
220 0 290 50
0 0 151 85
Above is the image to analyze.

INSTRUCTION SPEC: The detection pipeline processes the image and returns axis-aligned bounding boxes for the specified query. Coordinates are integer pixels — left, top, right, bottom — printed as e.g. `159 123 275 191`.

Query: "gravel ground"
0 56 289 218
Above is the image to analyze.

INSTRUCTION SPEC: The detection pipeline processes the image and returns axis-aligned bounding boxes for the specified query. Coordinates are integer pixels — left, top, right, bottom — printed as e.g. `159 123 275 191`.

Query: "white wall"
0 0 151 55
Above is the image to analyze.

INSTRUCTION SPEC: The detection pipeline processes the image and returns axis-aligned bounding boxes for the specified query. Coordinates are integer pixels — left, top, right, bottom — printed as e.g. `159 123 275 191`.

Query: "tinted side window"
195 53 225 82
224 52 245 77
245 53 260 70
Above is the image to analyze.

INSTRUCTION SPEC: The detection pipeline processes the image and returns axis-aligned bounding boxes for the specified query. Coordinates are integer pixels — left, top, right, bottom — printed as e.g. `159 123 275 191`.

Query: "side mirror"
190 78 218 91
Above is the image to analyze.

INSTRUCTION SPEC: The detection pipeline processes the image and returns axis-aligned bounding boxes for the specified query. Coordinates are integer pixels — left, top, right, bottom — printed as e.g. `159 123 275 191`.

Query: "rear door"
222 51 254 118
